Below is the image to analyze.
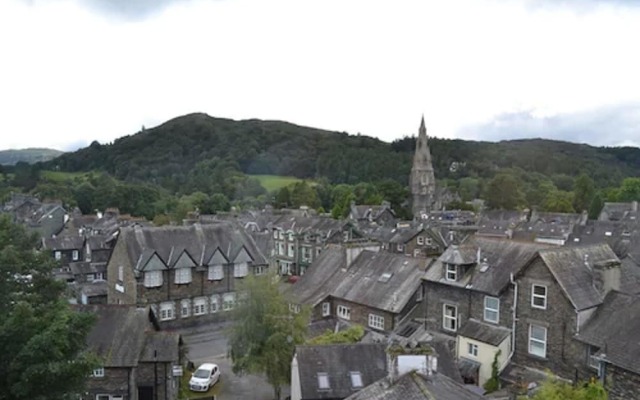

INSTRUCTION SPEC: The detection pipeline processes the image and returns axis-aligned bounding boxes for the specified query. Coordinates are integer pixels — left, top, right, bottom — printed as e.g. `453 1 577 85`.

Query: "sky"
1 0 639 151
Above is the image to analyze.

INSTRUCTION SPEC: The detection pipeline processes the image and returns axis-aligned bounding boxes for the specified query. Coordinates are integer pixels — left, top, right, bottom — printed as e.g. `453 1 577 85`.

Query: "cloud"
20 0 209 21
459 103 640 148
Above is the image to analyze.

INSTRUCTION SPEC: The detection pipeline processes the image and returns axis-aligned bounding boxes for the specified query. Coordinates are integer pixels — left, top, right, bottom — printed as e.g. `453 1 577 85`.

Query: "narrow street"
177 322 290 400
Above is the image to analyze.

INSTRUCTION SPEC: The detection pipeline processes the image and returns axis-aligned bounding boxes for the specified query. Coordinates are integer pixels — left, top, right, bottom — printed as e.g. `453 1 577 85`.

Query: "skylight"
318 372 330 390
350 371 363 388
378 272 393 283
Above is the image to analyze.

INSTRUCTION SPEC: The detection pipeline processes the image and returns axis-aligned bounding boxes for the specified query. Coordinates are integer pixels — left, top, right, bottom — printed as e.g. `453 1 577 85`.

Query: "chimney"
632 201 638 212
476 247 481 264
592 259 621 297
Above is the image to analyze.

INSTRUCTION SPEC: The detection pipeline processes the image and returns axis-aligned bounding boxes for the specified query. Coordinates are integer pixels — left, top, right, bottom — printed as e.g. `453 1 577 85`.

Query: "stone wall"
607 364 640 400
85 367 130 399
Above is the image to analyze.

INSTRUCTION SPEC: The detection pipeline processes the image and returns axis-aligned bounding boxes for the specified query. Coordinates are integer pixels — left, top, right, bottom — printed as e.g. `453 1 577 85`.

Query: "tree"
531 377 607 400
0 215 96 400
543 190 575 213
228 273 309 400
485 172 526 210
573 174 596 213
588 193 604 220
617 177 640 202
307 325 364 345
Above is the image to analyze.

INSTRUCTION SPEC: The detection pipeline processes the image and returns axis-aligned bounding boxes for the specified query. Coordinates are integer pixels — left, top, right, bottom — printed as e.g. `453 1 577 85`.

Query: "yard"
250 175 303 192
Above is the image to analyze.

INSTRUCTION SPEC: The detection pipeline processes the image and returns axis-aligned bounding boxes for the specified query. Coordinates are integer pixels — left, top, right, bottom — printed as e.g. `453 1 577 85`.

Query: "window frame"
337 305 351 320
193 297 207 316
317 372 330 390
417 236 424 245
54 251 62 260
531 284 547 309
144 270 163 288
181 299 191 318
159 301 175 321
467 342 478 357
322 302 331 317
442 303 458 332
208 264 224 281
174 267 192 284
234 262 249 278
368 313 385 330
445 264 457 281
528 324 547 358
222 293 236 311
350 371 363 389
92 367 105 378
484 296 500 323
72 250 79 261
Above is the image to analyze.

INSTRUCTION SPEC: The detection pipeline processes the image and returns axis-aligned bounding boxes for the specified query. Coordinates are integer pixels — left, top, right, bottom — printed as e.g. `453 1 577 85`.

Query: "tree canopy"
0 215 96 400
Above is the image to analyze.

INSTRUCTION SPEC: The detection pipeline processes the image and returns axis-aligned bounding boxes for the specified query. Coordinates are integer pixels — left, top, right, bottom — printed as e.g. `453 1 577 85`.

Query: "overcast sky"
1 0 639 151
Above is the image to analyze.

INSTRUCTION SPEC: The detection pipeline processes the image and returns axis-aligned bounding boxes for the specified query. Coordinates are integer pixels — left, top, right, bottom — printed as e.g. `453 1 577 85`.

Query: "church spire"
410 115 437 218
419 115 426 136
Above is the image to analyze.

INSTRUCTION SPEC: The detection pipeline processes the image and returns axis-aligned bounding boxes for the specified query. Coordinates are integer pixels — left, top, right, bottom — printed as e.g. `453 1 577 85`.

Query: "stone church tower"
410 116 437 218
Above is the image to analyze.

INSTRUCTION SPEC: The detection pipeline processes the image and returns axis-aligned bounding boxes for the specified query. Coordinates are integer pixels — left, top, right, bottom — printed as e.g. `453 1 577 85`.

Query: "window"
588 346 600 369
443 304 457 331
302 247 312 261
208 265 224 280
417 236 424 245
322 302 331 317
92 368 104 377
273 230 279 239
254 265 265 275
426 237 433 245
210 295 220 313
72 250 79 261
234 262 248 278
350 371 363 388
96 395 109 400
118 265 124 281
316 248 322 256
181 299 191 318
289 303 301 314
317 372 330 390
95 272 104 280
278 242 285 256
174 267 192 284
337 305 351 320
531 284 547 309
287 244 295 258
222 293 236 311
144 270 163 288
159 301 175 321
397 243 404 252
368 313 385 330
484 296 500 323
279 231 285 240
193 297 207 316
445 264 457 281
54 251 61 260
468 343 478 357
528 324 547 358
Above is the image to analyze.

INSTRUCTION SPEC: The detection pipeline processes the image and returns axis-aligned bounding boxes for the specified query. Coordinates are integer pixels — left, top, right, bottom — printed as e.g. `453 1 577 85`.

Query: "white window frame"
317 372 330 390
528 324 547 358
254 265 265 275
181 299 191 318
287 243 295 258
222 293 236 311
368 313 385 330
289 303 301 314
468 343 478 357
322 302 331 317
588 346 600 370
234 262 248 278
208 264 224 280
484 296 500 323
273 230 279 239
396 243 404 252
193 297 207 316
54 251 61 260
144 270 163 288
174 267 192 284
426 237 433 245
210 294 220 313
92 367 105 377
72 250 79 261
442 304 458 332
417 236 424 245
350 371 363 388
159 301 175 321
531 284 547 309
337 305 351 320
95 272 104 280
445 264 457 281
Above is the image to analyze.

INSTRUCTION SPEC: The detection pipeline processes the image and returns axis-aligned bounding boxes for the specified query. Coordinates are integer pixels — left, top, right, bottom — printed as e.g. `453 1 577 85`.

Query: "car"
188 363 220 392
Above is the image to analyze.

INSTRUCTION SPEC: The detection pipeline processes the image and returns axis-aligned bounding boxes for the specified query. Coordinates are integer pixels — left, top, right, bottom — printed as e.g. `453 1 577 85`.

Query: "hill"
0 148 64 165
46 113 640 190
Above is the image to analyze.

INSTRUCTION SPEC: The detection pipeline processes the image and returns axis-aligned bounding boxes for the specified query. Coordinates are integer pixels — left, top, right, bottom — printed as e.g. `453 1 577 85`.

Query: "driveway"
177 322 290 400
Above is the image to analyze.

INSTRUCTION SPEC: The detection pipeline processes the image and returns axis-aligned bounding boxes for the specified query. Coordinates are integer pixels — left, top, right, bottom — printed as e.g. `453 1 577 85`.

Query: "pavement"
177 322 291 400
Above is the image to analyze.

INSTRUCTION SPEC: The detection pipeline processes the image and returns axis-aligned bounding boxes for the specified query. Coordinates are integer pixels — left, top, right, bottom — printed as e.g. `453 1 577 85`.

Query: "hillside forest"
1 113 639 222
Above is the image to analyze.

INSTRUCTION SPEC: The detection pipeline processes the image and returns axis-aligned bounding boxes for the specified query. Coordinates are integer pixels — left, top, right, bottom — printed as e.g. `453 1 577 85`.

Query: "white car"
189 363 220 392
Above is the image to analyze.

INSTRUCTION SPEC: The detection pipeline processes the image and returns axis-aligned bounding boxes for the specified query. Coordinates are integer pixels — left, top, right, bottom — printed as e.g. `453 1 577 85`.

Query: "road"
178 322 290 400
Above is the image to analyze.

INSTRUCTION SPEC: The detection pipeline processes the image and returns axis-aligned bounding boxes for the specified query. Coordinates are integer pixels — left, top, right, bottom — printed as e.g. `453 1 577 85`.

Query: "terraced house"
107 222 268 327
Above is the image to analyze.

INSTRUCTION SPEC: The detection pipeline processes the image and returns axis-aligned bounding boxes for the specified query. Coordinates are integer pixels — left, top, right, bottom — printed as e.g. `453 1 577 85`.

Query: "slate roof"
458 318 511 346
350 204 394 221
80 305 155 367
42 235 85 251
620 256 640 295
295 343 387 400
117 222 268 275
513 221 574 241
80 280 108 297
439 245 478 265
272 214 346 236
575 291 640 375
344 371 485 400
70 261 107 275
140 331 182 363
286 246 346 307
529 211 583 225
538 244 620 311
425 237 551 296
599 201 639 222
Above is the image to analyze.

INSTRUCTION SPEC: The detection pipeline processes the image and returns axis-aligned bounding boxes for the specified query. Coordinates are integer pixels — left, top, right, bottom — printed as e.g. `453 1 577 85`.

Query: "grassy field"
41 170 92 182
251 174 303 192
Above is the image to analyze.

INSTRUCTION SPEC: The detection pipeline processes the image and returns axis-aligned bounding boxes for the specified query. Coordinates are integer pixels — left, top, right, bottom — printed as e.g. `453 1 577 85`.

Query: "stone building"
410 117 438 218
106 222 268 328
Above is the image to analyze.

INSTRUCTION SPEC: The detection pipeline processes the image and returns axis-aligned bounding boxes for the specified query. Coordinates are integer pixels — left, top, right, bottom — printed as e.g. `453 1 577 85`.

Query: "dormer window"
144 270 163 288
445 264 457 281
174 267 192 284
72 250 79 261
317 372 330 390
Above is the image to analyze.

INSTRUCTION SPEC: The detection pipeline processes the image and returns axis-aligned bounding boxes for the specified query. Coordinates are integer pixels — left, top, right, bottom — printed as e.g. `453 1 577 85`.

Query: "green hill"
46 112 640 190
0 148 64 165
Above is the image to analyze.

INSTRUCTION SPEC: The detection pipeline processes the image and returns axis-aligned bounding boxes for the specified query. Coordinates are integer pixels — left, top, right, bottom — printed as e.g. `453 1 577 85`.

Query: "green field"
41 170 92 182
251 175 303 192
